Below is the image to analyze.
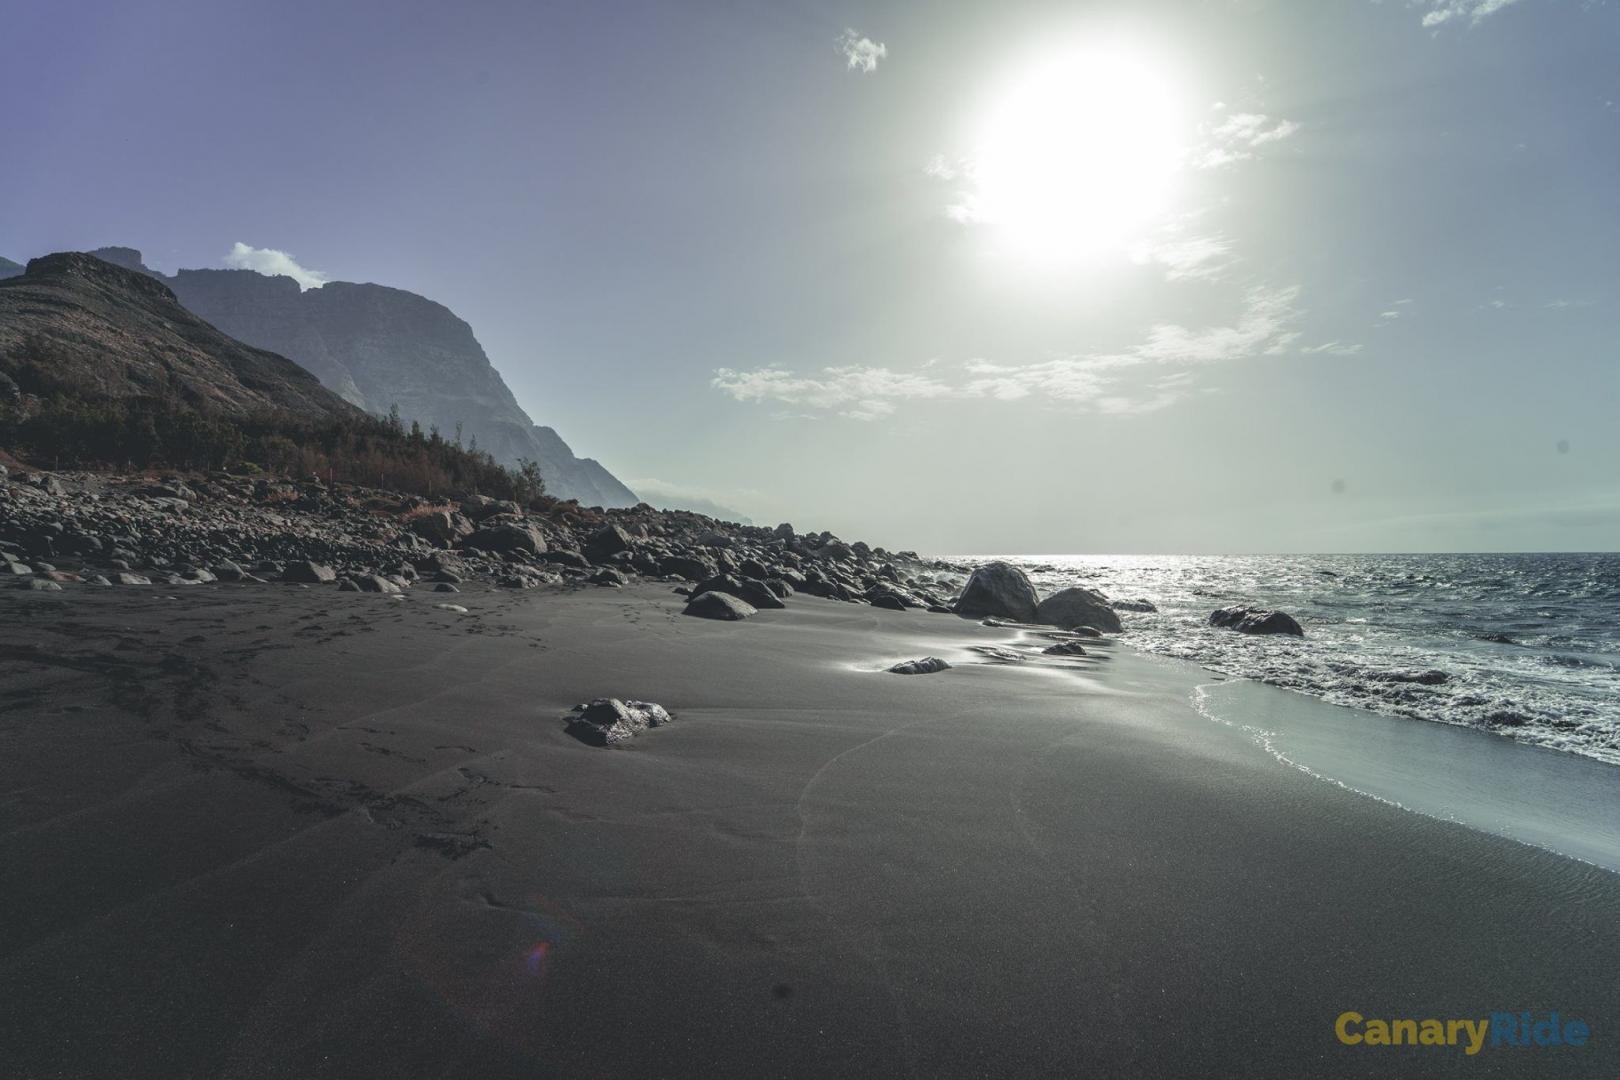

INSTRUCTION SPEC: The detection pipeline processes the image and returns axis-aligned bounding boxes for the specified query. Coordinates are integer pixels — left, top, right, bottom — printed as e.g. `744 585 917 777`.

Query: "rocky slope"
0 256 23 280
0 254 358 421
90 248 637 508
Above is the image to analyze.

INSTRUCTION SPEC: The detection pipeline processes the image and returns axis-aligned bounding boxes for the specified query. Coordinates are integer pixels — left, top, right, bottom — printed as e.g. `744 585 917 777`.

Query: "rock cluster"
1 468 1173 647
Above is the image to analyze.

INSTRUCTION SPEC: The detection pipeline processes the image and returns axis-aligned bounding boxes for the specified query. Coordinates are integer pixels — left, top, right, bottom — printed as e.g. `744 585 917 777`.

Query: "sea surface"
956 553 1620 767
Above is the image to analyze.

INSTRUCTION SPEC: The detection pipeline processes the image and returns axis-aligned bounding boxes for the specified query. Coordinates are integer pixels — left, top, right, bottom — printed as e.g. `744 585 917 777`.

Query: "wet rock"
1372 669 1449 686
953 561 1040 622
1036 587 1123 633
683 591 757 620
565 698 674 746
589 567 627 587
1209 606 1304 636
1112 598 1157 613
1042 641 1089 656
888 657 950 675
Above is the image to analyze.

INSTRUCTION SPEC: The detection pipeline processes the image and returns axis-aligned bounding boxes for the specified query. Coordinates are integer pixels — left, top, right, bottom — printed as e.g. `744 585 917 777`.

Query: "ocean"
962 552 1620 767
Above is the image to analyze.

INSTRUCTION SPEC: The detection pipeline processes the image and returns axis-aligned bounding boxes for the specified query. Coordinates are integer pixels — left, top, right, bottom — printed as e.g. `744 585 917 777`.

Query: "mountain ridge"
89 247 637 507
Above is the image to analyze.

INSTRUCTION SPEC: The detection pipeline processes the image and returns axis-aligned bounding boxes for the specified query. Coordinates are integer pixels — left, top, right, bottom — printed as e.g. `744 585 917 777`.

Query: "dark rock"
953 561 1040 622
659 553 717 581
888 657 950 675
462 523 547 556
683 591 757 620
1042 641 1089 656
565 698 674 746
1035 587 1123 633
1112 598 1157 613
542 549 591 570
410 510 473 547
1209 606 1304 636
282 561 337 583
584 524 634 563
433 582 461 593
589 567 627 587
692 574 784 610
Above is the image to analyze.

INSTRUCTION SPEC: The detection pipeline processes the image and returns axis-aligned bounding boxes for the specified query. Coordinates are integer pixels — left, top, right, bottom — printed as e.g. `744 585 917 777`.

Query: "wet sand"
3 581 1618 1078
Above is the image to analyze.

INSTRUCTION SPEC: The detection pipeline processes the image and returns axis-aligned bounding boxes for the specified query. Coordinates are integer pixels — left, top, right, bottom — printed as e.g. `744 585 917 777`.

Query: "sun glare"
959 41 1187 263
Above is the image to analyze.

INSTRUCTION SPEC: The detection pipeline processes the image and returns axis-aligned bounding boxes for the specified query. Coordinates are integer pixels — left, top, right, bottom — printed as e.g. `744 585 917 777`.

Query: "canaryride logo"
1335 1011 1592 1056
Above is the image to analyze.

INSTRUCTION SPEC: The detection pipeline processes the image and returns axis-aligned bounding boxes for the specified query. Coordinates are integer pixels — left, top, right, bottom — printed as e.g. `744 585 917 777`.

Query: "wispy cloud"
838 29 887 73
1302 341 1365 356
223 242 328 290
1131 233 1236 283
1412 0 1525 28
712 285 1306 419
1195 109 1301 169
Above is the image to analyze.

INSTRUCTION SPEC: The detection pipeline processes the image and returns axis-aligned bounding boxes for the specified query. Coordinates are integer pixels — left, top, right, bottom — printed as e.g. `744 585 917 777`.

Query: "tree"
513 457 546 505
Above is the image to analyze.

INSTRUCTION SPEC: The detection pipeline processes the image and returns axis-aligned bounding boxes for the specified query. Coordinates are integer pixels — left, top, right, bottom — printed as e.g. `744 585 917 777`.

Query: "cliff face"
0 253 359 421
88 248 638 508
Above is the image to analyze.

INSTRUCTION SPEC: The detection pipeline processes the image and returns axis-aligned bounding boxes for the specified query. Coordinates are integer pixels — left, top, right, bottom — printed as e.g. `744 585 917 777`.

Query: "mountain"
0 256 24 280
89 247 637 507
0 253 356 420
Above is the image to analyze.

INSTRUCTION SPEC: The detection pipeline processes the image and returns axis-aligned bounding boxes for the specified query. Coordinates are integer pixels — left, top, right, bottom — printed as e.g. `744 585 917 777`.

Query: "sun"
956 40 1188 263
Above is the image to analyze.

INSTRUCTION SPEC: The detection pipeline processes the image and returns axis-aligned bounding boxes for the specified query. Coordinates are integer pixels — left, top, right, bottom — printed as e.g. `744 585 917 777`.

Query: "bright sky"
3 0 1617 552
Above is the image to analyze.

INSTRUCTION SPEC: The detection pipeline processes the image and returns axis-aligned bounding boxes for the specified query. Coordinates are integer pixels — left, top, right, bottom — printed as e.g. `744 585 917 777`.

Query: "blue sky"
2 0 1616 552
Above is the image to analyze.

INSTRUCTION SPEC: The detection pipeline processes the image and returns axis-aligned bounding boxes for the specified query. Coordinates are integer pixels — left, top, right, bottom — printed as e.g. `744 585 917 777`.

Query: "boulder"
1042 641 1089 656
1209 606 1304 637
953 561 1040 622
565 698 674 747
346 574 402 594
888 657 950 675
1035 587 1123 633
282 561 336 584
692 574 784 610
659 553 717 581
410 510 473 547
1112 598 1157 613
584 524 634 563
462 523 547 556
683 591 757 620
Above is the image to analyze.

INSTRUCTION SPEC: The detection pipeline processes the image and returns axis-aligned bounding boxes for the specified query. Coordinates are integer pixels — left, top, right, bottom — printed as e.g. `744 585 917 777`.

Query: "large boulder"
683 591 757 620
659 553 717 581
691 574 784 610
584 524 634 564
461 523 547 556
953 561 1039 622
1035 587 1123 633
1209 606 1304 636
410 510 473 548
282 561 336 583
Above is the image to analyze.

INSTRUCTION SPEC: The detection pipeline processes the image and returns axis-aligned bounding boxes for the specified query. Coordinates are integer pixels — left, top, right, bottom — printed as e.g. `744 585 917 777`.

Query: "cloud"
1302 341 1364 356
712 285 1305 419
1412 0 1524 28
1131 233 1236 282
223 242 328 290
1195 111 1300 169
838 29 887 73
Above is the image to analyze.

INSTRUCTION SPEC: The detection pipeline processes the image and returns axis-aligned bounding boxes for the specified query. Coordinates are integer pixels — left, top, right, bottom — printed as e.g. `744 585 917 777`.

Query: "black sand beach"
4 581 1618 1078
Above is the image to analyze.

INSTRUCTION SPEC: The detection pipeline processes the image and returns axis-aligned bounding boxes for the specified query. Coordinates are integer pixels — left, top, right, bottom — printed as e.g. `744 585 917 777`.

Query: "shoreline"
5 580 1620 1077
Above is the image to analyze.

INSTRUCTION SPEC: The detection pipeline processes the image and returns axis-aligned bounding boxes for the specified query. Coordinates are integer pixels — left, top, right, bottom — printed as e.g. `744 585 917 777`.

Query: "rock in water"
1035 587 1123 633
888 657 951 675
282 561 336 583
683 591 757 620
1042 641 1088 656
565 698 674 746
1209 606 1304 636
1112 598 1157 613
953 561 1040 622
